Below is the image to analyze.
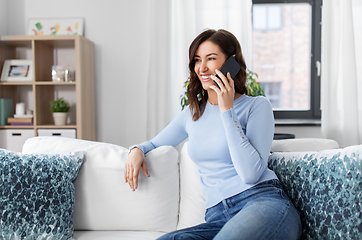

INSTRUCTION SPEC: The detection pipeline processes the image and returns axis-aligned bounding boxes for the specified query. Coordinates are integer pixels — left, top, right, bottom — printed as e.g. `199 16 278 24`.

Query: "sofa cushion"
177 142 206 230
0 148 84 240
74 230 164 240
268 145 362 239
271 138 339 152
22 137 180 233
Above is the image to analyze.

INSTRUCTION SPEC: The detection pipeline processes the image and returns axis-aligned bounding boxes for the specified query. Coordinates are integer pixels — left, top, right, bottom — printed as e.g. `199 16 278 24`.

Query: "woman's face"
194 40 227 90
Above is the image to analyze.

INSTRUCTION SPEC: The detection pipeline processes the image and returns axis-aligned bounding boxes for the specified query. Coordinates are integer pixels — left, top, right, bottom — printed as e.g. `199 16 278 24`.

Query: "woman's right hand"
125 147 150 191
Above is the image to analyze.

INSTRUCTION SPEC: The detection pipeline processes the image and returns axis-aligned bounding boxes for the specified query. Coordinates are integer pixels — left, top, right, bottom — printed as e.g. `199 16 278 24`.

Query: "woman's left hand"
209 69 235 113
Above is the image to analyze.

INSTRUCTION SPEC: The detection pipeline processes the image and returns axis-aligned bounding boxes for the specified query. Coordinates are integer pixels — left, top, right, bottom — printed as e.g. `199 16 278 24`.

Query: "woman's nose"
200 62 208 72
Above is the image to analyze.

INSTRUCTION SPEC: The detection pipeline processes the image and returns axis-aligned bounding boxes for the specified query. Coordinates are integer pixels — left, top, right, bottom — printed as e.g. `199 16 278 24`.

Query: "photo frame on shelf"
27 18 84 36
1 60 34 82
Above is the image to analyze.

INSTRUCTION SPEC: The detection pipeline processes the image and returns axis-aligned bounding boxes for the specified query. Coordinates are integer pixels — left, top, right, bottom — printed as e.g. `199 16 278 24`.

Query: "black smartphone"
214 56 241 89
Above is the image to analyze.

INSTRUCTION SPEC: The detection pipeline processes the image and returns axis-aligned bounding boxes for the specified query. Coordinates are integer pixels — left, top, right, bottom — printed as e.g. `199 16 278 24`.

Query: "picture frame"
27 18 84 36
1 60 34 82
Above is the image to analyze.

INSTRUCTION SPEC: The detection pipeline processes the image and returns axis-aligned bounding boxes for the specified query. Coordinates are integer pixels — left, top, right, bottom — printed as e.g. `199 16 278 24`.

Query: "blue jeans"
157 179 302 240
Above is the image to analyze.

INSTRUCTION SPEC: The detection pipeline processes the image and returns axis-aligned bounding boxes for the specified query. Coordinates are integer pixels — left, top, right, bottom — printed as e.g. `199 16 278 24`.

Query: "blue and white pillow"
0 148 84 240
269 145 362 240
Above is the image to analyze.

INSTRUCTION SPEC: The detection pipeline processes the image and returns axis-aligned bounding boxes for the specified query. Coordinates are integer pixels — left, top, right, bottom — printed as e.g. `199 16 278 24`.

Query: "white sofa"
19 137 362 239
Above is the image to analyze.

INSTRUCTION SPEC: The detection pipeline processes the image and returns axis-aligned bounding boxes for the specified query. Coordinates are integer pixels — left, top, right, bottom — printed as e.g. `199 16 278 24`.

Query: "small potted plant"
50 97 70 125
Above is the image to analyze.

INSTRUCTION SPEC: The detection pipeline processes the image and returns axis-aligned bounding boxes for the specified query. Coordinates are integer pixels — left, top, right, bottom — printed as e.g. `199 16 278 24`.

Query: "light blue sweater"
134 94 278 208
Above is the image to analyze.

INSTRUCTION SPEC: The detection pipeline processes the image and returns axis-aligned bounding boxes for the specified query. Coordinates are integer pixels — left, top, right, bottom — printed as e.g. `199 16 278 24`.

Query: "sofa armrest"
23 136 180 233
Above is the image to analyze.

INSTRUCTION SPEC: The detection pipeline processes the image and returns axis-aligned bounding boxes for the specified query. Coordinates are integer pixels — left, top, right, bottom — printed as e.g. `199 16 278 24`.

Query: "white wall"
5 0 154 147
0 0 7 35
2 0 322 147
275 126 322 139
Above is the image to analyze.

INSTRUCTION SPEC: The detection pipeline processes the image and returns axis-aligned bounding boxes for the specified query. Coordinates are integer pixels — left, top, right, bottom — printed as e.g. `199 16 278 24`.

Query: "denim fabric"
157 179 302 240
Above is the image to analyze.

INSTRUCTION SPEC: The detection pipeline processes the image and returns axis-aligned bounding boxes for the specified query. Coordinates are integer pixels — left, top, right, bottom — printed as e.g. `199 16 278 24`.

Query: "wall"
275 126 322 139
3 0 322 147
5 0 154 147
0 0 7 34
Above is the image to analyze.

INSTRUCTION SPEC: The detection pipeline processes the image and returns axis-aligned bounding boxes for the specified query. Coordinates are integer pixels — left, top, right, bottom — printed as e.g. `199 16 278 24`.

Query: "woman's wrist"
130 147 143 155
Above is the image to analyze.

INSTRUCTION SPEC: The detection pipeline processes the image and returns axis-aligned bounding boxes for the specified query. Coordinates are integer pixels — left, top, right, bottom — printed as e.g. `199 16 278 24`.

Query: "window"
253 5 282 30
259 82 281 107
252 0 322 120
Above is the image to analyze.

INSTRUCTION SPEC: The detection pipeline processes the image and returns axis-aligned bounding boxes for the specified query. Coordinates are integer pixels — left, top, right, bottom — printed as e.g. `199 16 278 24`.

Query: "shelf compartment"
0 85 34 116
35 84 76 126
34 85 54 125
34 41 54 81
33 39 76 82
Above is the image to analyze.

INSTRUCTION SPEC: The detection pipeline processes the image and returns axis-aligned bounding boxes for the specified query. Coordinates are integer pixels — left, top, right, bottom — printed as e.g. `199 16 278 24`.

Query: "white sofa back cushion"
271 138 339 152
22 137 180 233
177 142 206 230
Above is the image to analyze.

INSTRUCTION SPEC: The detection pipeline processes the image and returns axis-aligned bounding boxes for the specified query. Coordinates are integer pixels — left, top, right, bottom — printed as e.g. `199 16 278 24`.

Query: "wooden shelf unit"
0 35 96 141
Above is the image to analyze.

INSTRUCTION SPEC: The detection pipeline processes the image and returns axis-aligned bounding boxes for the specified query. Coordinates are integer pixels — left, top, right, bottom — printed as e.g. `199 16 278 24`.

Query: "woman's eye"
208 57 216 61
195 59 201 62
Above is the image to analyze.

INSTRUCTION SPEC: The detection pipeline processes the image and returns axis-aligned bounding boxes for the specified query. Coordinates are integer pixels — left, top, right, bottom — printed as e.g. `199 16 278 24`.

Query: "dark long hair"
187 29 248 121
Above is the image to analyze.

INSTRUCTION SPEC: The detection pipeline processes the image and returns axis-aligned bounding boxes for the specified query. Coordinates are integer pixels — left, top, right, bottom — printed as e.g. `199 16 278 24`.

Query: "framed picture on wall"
1 60 33 82
27 18 84 36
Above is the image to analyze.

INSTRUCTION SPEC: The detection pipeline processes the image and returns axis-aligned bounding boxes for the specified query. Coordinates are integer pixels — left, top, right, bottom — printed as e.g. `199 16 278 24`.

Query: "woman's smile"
201 74 212 82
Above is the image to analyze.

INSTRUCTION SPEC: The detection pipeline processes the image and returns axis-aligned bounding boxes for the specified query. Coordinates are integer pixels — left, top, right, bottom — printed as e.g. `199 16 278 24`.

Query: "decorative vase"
52 112 68 126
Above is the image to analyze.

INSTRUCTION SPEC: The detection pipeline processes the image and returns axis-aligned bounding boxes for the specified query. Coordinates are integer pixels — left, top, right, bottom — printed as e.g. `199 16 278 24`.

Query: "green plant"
180 69 265 110
50 97 70 112
180 80 190 110
246 70 265 97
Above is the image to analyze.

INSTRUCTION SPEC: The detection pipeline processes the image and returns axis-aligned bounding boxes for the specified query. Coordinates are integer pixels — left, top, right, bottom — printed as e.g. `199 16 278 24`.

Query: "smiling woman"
126 29 302 240
187 29 248 121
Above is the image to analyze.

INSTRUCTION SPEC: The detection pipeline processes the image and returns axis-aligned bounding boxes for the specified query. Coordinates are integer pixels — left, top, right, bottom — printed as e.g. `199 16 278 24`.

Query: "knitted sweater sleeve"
131 108 189 155
220 97 274 184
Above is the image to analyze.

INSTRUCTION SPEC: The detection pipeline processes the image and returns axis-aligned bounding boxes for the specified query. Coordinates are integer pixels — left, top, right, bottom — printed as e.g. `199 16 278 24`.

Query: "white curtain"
145 0 172 139
321 0 362 147
147 0 253 139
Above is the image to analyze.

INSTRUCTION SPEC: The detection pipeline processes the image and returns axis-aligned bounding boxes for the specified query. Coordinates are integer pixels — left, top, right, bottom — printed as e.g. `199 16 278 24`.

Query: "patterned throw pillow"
0 148 84 240
268 145 362 240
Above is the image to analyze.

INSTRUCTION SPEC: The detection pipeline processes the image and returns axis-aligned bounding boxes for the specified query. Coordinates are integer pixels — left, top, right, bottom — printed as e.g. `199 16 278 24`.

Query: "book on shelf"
0 98 13 125
7 117 33 124
10 123 34 126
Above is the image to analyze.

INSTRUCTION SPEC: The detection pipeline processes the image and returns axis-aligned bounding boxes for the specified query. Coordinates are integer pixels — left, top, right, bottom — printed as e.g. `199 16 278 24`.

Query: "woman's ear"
233 54 236 57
